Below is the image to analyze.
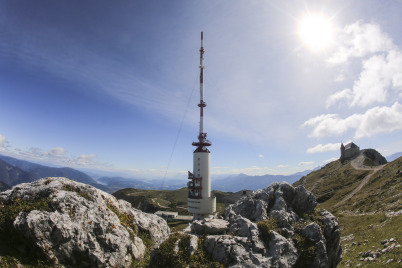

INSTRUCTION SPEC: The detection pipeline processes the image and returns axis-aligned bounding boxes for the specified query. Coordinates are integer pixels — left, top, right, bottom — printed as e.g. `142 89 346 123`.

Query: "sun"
298 13 334 52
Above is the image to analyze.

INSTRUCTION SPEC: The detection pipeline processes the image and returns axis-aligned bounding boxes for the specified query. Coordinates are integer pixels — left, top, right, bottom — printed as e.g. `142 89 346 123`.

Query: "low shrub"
257 218 281 245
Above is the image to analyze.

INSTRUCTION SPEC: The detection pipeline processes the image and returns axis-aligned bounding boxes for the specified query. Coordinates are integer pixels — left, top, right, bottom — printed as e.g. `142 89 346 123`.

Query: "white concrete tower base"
188 151 216 220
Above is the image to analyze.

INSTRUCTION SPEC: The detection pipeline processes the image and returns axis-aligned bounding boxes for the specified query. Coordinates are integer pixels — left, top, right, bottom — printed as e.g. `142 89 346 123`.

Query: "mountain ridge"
0 154 109 191
0 159 32 186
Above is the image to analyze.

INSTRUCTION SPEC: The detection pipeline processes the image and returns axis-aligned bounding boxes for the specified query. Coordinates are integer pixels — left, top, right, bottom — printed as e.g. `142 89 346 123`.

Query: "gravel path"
335 154 386 207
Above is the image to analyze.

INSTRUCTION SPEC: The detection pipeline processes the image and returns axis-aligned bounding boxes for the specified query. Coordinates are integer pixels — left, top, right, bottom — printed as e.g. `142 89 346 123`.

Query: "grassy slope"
294 160 371 210
113 187 191 215
294 157 402 267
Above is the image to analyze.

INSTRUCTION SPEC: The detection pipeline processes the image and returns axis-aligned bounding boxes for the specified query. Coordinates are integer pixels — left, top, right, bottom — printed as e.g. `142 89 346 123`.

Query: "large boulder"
188 182 342 268
191 218 229 235
0 177 170 267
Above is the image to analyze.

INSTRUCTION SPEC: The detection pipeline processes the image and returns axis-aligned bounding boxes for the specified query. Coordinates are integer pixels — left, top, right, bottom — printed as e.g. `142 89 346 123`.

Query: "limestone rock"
191 218 229 235
204 235 255 267
267 231 298 267
188 181 342 268
0 177 170 267
320 209 342 267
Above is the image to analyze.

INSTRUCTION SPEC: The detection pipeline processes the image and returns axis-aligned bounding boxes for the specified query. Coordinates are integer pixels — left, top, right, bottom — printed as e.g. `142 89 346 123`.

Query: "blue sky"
1 0 402 179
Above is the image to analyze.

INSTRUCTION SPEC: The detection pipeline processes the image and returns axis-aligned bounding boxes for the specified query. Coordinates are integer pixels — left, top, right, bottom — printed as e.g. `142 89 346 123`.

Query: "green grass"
296 157 402 214
292 232 316 268
257 218 281 245
113 187 191 215
333 159 402 214
337 214 401 267
62 183 94 201
0 256 57 268
295 160 370 210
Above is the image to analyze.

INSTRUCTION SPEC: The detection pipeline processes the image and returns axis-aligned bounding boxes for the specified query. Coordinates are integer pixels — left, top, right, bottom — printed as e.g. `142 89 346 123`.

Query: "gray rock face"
320 210 342 268
191 218 229 235
362 149 387 165
192 182 342 268
0 177 170 267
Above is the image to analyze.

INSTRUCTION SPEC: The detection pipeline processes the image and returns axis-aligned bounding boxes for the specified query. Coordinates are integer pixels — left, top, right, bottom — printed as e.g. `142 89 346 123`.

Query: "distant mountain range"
1 152 400 194
97 171 313 193
386 152 402 162
0 180 11 191
211 170 313 192
0 154 108 191
0 158 31 186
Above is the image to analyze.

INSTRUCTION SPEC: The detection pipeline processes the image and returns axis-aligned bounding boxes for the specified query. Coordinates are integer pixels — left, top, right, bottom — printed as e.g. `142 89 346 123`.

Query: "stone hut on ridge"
340 142 360 161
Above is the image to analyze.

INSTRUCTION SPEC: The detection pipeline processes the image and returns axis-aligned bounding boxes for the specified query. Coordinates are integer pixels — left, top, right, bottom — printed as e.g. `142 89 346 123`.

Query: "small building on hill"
340 142 360 161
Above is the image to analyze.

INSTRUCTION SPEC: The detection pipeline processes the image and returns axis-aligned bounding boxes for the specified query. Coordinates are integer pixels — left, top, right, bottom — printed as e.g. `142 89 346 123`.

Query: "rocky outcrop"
362 149 387 166
187 182 342 268
191 218 229 235
0 177 170 267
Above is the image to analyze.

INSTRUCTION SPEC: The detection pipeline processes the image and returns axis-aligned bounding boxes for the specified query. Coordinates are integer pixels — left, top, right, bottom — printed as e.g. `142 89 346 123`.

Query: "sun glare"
298 13 334 52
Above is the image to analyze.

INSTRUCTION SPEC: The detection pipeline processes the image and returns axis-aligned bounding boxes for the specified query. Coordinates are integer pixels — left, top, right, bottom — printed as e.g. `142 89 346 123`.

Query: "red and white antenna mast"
192 31 211 150
188 32 216 220
199 32 205 135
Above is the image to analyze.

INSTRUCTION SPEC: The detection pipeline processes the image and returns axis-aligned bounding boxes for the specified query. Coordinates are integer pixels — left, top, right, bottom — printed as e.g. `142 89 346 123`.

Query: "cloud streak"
307 143 340 154
0 137 108 170
304 102 402 138
327 21 395 65
327 50 402 108
299 161 315 166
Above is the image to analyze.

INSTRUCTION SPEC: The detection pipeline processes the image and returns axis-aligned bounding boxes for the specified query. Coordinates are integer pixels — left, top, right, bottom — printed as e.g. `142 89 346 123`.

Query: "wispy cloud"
307 143 340 154
0 136 108 170
211 166 277 176
299 161 315 166
325 20 402 108
327 21 395 65
325 88 353 108
327 50 402 108
46 147 66 157
0 134 5 147
78 154 97 160
304 102 402 138
326 22 402 108
303 113 358 137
